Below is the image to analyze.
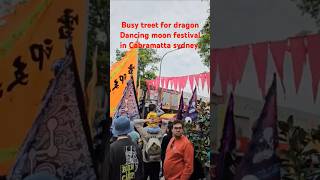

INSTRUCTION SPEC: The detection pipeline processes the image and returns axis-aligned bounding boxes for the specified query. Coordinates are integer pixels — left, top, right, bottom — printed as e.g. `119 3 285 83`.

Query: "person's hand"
161 119 169 124
146 118 153 123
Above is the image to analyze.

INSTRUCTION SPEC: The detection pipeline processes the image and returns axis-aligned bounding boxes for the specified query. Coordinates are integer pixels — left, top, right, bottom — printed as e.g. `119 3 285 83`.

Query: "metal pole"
158 48 182 83
157 48 182 105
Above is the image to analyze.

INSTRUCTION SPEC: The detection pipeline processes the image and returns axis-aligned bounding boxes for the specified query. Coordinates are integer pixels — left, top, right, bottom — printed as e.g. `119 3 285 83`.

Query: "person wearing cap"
109 116 144 180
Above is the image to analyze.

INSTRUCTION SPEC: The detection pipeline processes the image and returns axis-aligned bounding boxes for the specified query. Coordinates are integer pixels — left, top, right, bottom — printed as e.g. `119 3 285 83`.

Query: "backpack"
144 135 162 161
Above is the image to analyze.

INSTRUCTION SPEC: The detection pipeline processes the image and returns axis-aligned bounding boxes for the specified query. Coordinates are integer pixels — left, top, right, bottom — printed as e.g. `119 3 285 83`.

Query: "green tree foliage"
137 48 160 90
85 0 108 87
197 16 210 68
115 49 126 61
278 115 320 179
184 101 211 166
291 0 320 26
115 48 160 91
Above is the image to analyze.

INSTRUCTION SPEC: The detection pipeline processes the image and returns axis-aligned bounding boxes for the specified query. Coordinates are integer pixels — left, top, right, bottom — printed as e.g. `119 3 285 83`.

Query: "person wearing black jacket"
160 121 173 177
109 116 144 180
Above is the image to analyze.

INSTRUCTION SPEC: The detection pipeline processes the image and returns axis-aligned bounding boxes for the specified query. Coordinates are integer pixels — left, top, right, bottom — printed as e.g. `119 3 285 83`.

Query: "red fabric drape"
270 40 287 82
289 37 307 93
216 49 232 95
194 74 201 90
307 34 320 101
189 75 195 90
252 42 269 96
234 45 249 84
164 78 169 89
200 73 206 91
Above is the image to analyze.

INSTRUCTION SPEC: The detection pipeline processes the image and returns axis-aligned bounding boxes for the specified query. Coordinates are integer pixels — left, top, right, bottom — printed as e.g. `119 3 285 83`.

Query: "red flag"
306 34 320 102
229 48 237 90
173 78 178 91
155 77 160 90
194 74 200 88
181 76 188 91
206 72 211 93
211 49 217 91
270 40 287 83
164 78 169 89
234 45 249 84
200 73 207 91
145 80 149 90
216 49 232 95
189 75 195 89
252 42 269 96
207 72 211 89
289 37 307 93
160 77 165 88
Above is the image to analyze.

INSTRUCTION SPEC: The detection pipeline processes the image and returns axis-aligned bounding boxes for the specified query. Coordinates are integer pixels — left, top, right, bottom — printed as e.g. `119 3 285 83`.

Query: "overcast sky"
110 0 320 114
110 0 210 96
213 0 318 48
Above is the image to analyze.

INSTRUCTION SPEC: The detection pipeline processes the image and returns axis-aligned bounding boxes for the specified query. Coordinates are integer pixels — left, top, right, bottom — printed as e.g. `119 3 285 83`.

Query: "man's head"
172 120 184 138
149 104 156 112
112 116 133 137
167 121 173 133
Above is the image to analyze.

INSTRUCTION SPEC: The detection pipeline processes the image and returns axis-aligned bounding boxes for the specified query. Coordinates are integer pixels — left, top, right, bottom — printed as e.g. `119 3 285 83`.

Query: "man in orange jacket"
163 120 194 180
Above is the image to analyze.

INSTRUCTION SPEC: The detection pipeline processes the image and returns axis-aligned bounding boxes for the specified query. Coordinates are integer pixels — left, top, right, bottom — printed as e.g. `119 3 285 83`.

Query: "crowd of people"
109 104 200 180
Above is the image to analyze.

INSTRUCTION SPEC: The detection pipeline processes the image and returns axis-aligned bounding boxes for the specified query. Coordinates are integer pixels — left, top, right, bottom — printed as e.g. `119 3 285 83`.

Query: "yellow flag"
0 0 87 175
110 48 138 117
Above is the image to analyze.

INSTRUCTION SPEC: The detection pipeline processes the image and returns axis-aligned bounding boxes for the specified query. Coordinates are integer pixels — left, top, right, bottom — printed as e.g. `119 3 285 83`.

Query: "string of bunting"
212 33 320 102
145 72 210 93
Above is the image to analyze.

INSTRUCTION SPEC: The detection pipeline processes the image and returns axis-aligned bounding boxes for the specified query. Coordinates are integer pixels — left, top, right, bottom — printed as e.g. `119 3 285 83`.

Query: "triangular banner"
200 73 207 91
211 49 216 92
270 40 287 83
206 72 211 94
9 43 96 179
289 37 307 93
216 49 231 95
194 74 200 88
229 48 237 90
252 42 269 96
177 77 183 92
189 75 195 90
172 78 178 91
164 78 169 89
181 76 187 91
306 34 320 102
234 45 249 84
113 79 140 121
160 77 165 88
